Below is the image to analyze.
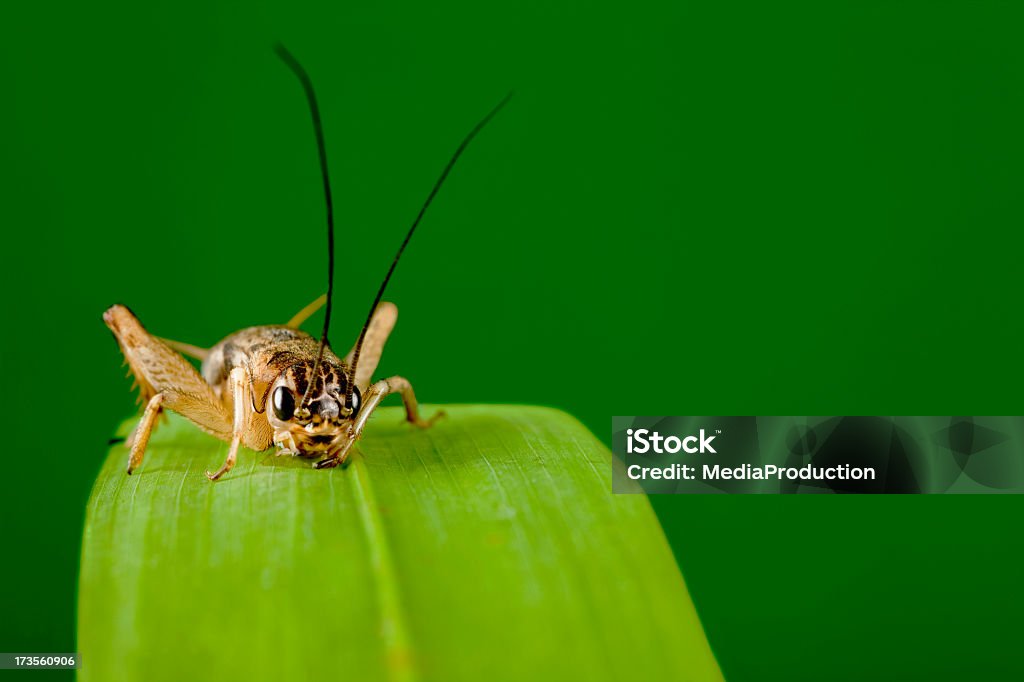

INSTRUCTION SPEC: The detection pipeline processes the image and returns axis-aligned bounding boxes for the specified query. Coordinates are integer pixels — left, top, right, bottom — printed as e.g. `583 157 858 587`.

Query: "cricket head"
265 359 362 458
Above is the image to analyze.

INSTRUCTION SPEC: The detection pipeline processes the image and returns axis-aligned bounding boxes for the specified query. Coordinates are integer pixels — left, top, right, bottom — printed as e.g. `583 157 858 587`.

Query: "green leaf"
78 405 720 681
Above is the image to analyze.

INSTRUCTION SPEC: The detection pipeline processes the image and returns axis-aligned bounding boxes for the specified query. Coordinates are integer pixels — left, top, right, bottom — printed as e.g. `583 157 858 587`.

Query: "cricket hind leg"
158 337 210 361
126 393 163 473
104 304 233 473
313 376 444 470
286 293 327 328
343 302 398 390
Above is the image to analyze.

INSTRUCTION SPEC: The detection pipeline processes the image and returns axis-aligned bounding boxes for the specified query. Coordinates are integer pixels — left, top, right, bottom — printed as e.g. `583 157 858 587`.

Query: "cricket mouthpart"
273 422 353 458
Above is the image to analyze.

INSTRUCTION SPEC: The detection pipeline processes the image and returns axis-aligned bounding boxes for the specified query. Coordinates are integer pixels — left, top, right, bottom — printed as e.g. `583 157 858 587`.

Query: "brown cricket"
104 44 510 481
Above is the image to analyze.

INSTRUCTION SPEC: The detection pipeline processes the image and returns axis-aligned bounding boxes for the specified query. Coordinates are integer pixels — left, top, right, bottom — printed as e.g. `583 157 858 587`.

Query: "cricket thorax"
201 325 309 392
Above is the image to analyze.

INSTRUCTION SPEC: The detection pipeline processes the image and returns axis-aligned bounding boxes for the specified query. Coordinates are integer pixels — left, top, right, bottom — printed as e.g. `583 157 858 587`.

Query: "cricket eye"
347 386 361 415
272 386 295 421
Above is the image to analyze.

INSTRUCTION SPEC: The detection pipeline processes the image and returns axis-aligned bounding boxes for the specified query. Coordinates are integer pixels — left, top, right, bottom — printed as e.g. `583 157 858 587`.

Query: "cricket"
104 44 511 481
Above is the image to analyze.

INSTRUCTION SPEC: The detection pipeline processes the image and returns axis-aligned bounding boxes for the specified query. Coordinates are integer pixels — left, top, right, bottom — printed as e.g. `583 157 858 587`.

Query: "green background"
2 1 1022 680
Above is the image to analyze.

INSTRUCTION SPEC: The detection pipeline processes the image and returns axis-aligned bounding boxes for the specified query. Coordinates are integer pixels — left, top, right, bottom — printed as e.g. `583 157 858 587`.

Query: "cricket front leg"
375 376 445 429
206 367 262 481
314 376 443 470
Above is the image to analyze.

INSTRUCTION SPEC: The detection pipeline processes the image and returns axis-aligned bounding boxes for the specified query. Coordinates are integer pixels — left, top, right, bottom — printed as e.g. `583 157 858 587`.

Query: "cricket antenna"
346 91 513 408
275 43 336 411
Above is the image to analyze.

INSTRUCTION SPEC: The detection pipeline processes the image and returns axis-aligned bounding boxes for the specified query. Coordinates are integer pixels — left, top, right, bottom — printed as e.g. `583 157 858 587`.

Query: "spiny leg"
126 393 164 474
314 376 443 470
105 305 233 475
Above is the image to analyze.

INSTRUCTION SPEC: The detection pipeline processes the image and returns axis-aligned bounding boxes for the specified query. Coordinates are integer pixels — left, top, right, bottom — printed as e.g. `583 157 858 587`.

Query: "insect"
104 44 511 481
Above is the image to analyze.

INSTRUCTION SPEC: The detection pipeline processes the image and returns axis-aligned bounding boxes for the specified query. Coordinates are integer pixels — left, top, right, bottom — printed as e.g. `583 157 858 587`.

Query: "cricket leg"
373 376 445 429
286 293 327 328
206 366 265 481
343 302 398 390
126 393 164 474
105 305 234 474
158 337 210 361
314 376 443 470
